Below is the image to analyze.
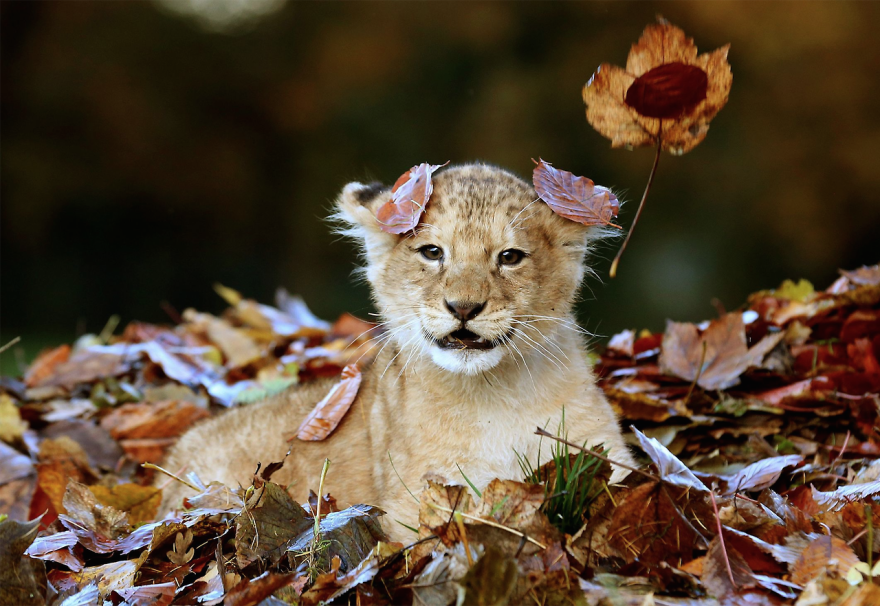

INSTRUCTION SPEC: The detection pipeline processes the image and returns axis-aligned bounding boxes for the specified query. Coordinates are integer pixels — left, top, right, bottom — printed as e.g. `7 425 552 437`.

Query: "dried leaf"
722 455 803 495
841 264 880 287
295 364 362 441
659 313 784 390
701 536 757 598
235 481 311 569
225 571 296 606
89 484 162 527
59 481 131 554
811 480 880 513
24 530 84 572
375 162 448 234
114 582 176 606
100 399 209 440
634 427 707 492
23 344 71 388
532 159 620 227
0 393 27 442
790 535 859 585
582 20 732 155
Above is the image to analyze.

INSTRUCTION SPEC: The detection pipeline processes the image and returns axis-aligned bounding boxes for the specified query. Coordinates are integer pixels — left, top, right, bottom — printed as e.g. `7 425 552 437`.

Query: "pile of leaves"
2 264 880 605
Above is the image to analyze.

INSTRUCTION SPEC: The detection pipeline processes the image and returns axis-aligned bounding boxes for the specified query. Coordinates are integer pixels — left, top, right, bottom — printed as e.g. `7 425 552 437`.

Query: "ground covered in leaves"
2 264 880 606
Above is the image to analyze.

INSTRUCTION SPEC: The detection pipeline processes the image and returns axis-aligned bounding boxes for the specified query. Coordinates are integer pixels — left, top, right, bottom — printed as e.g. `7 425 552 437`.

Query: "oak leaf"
659 312 784 391
532 159 620 228
295 364 362 441
375 162 448 234
582 19 731 155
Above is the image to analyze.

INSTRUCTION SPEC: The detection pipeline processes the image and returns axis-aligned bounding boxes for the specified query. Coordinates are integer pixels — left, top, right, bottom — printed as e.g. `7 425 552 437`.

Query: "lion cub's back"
158 375 370 511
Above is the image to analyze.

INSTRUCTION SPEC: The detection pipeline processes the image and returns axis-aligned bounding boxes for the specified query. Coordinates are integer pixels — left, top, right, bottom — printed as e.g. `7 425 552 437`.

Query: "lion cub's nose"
444 300 486 322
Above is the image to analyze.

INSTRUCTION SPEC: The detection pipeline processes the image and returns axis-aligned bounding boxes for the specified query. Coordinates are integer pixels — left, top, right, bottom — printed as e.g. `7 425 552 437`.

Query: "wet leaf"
295 364 362 441
532 159 620 227
375 162 448 234
582 19 732 155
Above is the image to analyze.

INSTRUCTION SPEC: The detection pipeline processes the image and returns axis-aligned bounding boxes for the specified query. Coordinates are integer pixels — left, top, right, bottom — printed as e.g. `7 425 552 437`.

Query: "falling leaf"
582 19 732 155
659 313 784 390
375 162 448 234
531 159 620 228
295 364 362 442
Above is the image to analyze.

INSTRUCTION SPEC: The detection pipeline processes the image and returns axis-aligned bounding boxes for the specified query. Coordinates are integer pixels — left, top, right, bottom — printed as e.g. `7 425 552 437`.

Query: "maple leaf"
658 312 784 391
294 364 362 441
582 19 732 156
375 162 448 234
531 159 620 228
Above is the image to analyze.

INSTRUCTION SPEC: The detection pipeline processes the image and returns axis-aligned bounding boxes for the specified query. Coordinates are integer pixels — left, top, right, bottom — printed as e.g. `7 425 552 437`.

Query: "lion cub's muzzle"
430 299 512 351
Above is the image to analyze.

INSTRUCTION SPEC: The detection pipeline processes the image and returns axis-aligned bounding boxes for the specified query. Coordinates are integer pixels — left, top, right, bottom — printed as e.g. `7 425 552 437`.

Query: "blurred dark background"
2 1 879 374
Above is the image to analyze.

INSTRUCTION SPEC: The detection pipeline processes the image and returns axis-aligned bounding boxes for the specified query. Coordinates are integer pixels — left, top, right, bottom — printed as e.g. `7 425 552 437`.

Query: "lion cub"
160 164 634 540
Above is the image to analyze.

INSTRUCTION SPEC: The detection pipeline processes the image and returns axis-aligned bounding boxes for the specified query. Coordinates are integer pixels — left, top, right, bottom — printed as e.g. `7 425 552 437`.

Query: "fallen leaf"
811 480 880 513
23 345 71 388
286 504 388 573
24 530 84 572
634 427 707 492
0 518 47 606
114 582 176 606
532 159 620 227
458 545 518 605
59 481 131 554
701 536 757 598
89 484 162 526
235 481 311 570
841 264 880 287
225 571 296 606
183 310 263 368
295 364 362 441
375 162 448 234
790 535 858 585
100 399 209 440
31 437 98 523
722 455 803 494
33 349 127 389
582 19 732 155
0 393 27 442
0 439 33 485
659 313 784 390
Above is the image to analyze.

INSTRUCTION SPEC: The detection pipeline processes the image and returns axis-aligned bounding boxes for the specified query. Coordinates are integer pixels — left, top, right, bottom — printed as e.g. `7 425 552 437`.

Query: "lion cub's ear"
333 181 396 263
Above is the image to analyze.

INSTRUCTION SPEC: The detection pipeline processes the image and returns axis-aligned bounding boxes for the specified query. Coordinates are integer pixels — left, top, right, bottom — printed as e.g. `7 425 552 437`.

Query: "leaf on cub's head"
582 18 732 155
532 159 620 228
294 364 362 442
375 162 449 234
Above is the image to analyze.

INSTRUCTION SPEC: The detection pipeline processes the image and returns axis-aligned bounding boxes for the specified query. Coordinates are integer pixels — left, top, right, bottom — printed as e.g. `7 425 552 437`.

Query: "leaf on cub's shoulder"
295 364 362 442
532 159 620 228
375 162 448 234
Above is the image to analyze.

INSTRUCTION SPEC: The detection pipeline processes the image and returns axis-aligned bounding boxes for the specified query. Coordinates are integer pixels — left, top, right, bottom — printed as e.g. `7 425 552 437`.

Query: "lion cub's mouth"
436 328 497 351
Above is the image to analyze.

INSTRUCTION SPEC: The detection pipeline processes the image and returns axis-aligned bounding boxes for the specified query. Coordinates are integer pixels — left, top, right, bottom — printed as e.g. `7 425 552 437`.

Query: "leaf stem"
610 138 662 278
709 488 737 591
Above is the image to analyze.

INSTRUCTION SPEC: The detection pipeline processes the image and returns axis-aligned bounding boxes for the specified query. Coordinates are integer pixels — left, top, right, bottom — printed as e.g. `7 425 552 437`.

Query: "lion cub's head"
336 164 605 375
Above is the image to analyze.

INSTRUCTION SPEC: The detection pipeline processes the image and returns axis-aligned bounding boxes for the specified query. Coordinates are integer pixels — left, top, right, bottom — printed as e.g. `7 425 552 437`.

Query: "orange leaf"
532 159 619 228
294 364 362 441
375 162 448 234
582 19 731 155
24 344 71 388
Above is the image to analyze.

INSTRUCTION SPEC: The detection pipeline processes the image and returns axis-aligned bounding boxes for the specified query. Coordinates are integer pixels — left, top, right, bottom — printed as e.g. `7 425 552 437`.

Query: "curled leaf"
295 364 362 441
582 19 732 155
532 159 620 228
375 162 448 234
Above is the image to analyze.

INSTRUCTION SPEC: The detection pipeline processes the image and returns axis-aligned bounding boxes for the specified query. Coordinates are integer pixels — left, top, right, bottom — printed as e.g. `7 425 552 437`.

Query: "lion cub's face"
338 164 597 375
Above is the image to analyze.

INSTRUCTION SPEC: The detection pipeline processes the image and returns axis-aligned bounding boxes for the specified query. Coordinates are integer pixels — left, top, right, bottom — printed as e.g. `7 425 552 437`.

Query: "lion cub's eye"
498 249 526 266
419 245 444 261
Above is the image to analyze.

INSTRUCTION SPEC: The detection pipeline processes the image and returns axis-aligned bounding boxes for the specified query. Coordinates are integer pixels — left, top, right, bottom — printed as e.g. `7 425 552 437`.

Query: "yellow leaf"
0 394 27 443
775 279 815 302
90 483 162 526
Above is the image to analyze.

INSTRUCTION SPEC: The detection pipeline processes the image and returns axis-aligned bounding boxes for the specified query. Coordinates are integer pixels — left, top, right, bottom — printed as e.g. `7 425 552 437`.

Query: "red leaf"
375 162 448 234
625 63 708 119
294 364 362 441
532 159 620 228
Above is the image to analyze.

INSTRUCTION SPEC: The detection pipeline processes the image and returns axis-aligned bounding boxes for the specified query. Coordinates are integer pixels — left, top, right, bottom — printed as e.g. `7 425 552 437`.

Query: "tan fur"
160 164 635 541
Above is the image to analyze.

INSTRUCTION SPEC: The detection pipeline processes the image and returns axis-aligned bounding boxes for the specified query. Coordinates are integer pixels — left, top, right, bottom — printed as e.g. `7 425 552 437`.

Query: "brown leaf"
114 582 176 606
59 481 131 554
31 437 98 523
790 535 858 585
659 313 784 390
582 20 732 155
225 571 296 606
24 344 71 388
100 400 209 440
701 536 757 598
841 264 880 287
33 349 128 389
375 162 447 234
235 481 311 570
295 364 362 441
532 159 620 228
